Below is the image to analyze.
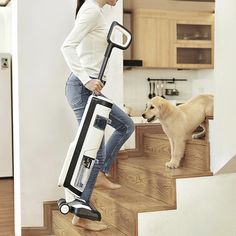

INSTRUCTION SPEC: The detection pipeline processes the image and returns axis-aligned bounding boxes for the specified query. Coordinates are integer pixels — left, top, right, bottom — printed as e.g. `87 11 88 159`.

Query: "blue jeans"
65 73 134 202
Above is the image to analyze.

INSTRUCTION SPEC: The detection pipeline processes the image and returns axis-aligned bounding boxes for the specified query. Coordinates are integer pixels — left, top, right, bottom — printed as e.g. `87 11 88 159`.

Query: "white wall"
192 0 236 173
209 0 236 172
15 0 123 229
192 70 215 96
17 0 76 228
124 69 196 115
0 5 12 52
139 173 236 236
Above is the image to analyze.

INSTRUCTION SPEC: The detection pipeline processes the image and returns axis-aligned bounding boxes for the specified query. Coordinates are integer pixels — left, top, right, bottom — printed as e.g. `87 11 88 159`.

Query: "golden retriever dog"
142 94 214 169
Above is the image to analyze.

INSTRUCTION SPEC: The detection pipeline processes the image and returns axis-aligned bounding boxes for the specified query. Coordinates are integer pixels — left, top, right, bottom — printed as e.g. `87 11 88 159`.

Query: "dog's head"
142 96 170 122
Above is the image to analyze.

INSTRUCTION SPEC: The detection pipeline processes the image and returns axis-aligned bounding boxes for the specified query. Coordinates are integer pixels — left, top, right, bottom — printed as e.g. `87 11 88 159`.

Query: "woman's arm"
61 5 99 85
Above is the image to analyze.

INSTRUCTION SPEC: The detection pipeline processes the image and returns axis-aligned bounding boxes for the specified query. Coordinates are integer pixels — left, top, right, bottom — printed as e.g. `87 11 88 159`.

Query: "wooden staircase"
52 211 125 236
50 121 212 236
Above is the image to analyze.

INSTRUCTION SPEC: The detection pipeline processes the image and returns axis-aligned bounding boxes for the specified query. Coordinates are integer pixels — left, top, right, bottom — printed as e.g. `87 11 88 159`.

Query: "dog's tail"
192 124 206 139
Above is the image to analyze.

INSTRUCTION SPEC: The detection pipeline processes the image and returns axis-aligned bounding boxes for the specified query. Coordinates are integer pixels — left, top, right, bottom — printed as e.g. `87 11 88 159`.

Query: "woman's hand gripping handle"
85 79 104 95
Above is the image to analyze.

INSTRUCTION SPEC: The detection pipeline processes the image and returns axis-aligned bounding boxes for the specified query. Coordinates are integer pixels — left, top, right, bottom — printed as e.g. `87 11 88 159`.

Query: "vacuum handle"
107 21 132 52
97 21 132 83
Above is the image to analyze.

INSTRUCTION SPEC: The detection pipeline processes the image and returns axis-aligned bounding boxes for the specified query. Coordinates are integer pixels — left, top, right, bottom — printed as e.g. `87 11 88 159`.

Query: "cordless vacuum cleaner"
57 21 132 221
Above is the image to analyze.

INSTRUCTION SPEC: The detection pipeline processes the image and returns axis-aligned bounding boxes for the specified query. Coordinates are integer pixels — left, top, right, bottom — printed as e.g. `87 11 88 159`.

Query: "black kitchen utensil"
152 82 156 98
148 81 152 99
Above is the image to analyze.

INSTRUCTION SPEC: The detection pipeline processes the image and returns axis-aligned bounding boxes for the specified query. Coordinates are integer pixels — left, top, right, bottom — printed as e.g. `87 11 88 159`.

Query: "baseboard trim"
0 176 14 179
22 201 57 236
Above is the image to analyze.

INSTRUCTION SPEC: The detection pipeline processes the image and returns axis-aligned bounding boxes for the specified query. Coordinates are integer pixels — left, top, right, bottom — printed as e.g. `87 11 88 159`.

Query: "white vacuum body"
58 95 113 196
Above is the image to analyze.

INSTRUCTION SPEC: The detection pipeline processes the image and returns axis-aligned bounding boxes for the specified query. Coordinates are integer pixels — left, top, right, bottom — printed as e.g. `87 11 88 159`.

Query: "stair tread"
93 185 174 213
52 210 126 236
118 156 212 178
144 133 207 145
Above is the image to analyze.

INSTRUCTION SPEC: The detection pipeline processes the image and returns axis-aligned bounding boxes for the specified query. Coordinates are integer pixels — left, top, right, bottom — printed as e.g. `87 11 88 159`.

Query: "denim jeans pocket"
65 83 83 109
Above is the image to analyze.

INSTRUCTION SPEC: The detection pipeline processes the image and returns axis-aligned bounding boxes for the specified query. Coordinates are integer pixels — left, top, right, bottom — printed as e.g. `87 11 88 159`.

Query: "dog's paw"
192 133 203 139
165 161 180 169
192 134 198 139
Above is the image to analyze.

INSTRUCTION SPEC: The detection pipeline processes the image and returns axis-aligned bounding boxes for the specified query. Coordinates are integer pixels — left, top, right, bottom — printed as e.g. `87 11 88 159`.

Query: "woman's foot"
72 215 108 231
95 172 121 189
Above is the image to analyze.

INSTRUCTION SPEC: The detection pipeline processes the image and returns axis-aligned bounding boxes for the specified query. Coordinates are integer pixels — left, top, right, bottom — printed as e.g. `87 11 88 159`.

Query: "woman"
61 0 134 231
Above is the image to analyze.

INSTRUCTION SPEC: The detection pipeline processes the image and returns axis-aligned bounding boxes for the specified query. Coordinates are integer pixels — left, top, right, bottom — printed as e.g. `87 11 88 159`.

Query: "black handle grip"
97 21 132 83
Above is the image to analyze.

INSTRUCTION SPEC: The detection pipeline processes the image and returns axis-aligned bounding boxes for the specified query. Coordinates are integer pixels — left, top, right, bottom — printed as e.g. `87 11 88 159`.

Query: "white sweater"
61 0 108 85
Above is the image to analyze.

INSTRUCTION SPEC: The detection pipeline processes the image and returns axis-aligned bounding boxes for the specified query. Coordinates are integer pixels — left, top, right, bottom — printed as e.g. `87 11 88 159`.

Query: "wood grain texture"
0 178 14 236
133 17 157 67
117 164 176 205
52 211 125 236
22 201 58 236
120 156 212 179
109 150 129 182
127 123 164 157
92 187 173 236
133 9 214 69
27 120 213 236
143 133 211 171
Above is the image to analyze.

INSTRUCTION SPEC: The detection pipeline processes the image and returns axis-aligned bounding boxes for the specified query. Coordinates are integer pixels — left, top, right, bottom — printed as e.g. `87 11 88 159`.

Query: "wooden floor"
0 178 14 236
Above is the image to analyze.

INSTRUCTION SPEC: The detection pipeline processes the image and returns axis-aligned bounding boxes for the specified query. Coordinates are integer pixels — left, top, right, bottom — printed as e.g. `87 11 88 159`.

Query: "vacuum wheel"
58 198 70 214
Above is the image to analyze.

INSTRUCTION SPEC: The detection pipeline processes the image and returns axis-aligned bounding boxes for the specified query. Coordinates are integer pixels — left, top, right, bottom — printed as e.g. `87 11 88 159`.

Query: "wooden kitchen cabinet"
171 16 214 69
132 9 214 69
132 10 170 68
132 16 157 67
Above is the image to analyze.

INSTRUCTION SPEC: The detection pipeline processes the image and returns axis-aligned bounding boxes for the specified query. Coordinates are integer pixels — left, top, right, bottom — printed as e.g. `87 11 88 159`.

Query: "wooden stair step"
92 186 173 236
117 160 176 205
144 133 207 145
143 133 210 171
118 156 212 179
52 210 125 236
117 156 212 205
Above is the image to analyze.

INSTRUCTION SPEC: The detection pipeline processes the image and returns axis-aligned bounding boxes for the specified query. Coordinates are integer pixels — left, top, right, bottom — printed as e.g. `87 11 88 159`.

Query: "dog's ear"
157 101 168 117
157 101 164 111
